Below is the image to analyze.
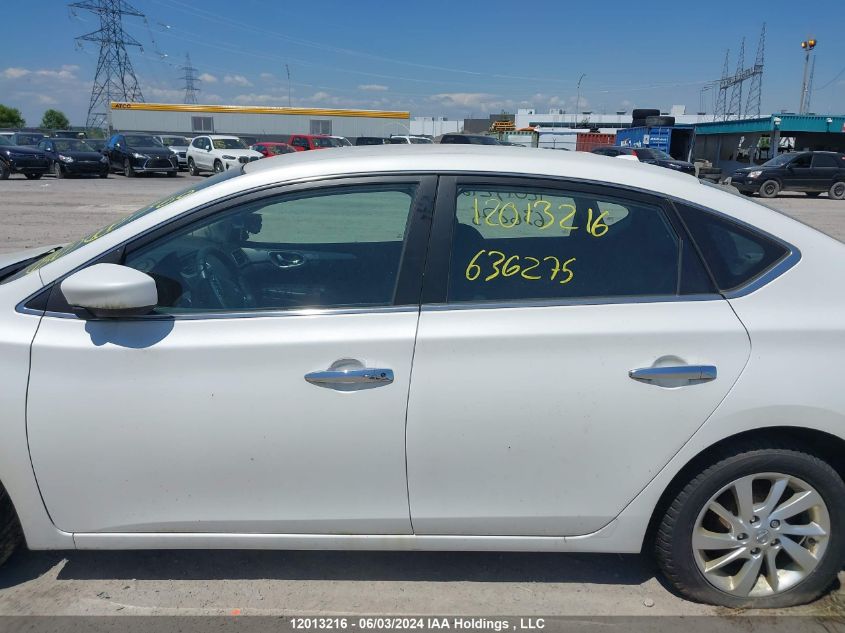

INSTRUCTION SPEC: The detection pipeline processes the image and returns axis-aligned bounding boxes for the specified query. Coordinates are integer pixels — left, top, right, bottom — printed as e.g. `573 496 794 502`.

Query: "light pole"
799 38 817 114
575 73 586 129
285 64 292 108
699 85 712 117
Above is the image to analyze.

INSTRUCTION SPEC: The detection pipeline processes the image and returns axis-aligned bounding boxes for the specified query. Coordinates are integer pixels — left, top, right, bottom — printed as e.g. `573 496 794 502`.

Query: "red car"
250 142 296 157
287 134 348 151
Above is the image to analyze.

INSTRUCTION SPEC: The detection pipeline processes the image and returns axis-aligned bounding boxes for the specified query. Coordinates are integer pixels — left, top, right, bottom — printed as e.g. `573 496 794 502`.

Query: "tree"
0 105 25 129
40 109 70 130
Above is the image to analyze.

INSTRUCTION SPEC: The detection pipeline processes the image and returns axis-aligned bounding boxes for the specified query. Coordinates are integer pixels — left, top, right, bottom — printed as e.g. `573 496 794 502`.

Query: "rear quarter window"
676 203 789 292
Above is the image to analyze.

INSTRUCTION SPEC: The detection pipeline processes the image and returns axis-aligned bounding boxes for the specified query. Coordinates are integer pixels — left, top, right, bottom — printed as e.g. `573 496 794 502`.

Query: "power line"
69 0 146 130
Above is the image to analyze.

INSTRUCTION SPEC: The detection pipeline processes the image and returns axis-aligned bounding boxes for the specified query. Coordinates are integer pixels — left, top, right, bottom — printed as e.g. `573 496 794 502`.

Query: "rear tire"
53 162 64 179
124 159 135 178
0 484 23 568
0 161 10 180
655 444 845 608
759 179 780 198
830 182 845 200
188 158 199 176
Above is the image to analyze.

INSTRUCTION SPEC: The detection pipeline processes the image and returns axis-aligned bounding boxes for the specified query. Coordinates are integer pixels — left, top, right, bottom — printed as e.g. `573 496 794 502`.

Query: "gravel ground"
1 172 844 619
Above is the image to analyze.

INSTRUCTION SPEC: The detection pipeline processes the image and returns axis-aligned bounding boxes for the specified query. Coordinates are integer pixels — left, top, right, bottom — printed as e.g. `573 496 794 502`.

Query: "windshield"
212 138 248 150
636 148 672 160
125 135 163 147
410 137 433 144
468 136 501 145
160 136 189 146
312 137 344 148
16 168 245 279
54 139 97 152
85 139 106 150
14 134 43 145
333 137 352 146
762 153 795 167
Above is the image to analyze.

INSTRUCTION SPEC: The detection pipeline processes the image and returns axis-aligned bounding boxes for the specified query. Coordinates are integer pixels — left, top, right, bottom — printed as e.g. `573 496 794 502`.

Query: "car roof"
206 134 240 139
243 144 699 191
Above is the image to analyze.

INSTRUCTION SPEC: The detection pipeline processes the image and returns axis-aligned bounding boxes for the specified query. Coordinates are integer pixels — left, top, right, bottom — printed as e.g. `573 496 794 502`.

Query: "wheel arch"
642 425 845 553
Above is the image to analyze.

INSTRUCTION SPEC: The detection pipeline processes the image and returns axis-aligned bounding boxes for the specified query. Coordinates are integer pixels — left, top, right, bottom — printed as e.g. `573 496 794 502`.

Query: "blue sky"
2 0 844 126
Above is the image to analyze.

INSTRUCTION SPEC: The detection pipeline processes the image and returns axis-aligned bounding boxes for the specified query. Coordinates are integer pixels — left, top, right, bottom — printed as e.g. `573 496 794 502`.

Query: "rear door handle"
305 359 394 390
629 365 717 383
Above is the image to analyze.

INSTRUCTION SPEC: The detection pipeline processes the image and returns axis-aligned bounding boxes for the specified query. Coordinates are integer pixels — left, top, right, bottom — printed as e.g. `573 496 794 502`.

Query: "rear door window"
444 184 712 303
812 154 838 168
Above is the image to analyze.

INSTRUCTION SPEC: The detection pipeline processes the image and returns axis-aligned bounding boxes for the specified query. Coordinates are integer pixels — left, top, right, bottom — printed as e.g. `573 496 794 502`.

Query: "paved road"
1 172 845 618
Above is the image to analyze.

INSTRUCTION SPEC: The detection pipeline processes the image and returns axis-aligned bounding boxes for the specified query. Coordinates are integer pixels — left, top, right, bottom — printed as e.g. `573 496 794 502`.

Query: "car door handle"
629 365 717 383
305 359 394 390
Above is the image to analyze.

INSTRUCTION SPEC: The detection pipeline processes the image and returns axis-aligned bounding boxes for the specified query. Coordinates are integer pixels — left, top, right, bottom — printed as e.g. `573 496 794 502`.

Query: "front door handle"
305 358 394 390
629 365 717 383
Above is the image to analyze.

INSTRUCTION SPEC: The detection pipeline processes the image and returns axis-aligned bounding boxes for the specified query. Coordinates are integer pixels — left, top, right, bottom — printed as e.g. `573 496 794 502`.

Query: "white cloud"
3 65 78 80
144 87 186 102
34 68 77 80
224 74 252 87
233 93 287 105
3 67 31 79
358 84 388 92
12 91 58 106
198 73 217 83
259 72 275 81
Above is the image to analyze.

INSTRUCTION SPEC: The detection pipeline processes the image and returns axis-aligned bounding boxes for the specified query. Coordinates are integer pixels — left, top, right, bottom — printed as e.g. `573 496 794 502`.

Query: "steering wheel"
195 246 253 309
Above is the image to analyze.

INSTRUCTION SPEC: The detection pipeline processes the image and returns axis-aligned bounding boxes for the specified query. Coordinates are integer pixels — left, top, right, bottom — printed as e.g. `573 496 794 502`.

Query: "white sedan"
0 146 843 609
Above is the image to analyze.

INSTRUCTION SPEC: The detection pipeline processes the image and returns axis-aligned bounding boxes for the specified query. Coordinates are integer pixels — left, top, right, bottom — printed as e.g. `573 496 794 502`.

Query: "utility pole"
575 73 586 129
69 0 146 131
285 64 292 108
799 37 817 114
179 53 200 104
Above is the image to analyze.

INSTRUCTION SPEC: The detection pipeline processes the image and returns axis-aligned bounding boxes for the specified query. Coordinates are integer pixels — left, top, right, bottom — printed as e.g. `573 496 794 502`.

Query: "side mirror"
61 264 158 319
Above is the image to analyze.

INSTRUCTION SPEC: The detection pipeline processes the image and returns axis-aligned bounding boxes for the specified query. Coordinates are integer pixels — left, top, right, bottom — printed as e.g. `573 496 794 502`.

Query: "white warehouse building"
109 102 412 140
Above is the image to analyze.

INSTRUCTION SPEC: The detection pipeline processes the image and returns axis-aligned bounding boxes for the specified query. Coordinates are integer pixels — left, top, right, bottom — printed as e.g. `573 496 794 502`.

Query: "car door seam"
23 307 62 532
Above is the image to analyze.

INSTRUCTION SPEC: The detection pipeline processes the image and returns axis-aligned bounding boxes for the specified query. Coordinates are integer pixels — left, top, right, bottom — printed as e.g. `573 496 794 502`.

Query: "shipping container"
615 126 695 161
575 132 615 152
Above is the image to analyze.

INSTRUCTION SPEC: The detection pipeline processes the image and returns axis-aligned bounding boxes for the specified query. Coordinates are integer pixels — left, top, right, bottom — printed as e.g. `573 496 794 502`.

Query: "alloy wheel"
693 472 830 598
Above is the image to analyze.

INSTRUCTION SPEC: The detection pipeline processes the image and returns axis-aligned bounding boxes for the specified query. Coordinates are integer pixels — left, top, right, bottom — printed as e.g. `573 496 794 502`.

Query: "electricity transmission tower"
714 24 766 121
180 53 201 104
745 23 765 118
69 0 146 130
727 38 747 121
